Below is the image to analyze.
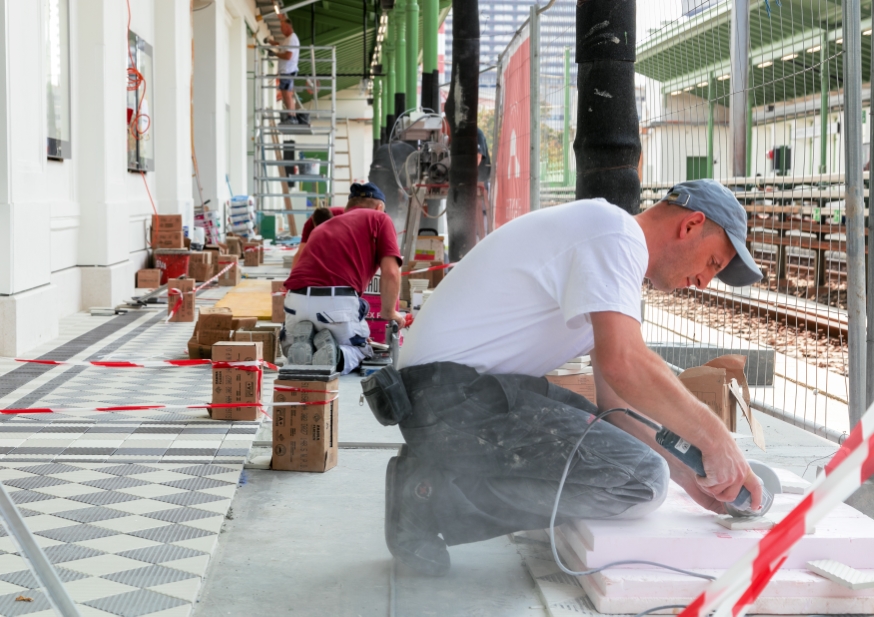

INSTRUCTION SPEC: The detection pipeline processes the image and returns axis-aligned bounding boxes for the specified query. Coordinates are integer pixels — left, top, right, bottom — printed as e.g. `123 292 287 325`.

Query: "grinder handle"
655 428 753 510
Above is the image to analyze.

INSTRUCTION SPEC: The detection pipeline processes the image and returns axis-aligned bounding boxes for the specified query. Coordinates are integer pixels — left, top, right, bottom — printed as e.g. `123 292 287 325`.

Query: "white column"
227 12 247 197
154 0 194 224
193 0 227 224
75 0 131 306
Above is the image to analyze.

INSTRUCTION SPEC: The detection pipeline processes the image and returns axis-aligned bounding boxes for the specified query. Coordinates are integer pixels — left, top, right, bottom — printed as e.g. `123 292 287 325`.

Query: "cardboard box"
226 236 243 257
272 375 339 472
401 261 445 303
154 231 185 249
545 367 597 402
190 251 213 265
243 249 259 268
189 262 212 282
152 214 182 232
235 329 278 362
414 236 445 262
217 255 241 287
136 269 161 289
167 278 195 322
211 341 263 421
232 317 258 331
272 281 286 324
198 307 234 331
677 355 756 436
198 329 235 347
243 242 263 267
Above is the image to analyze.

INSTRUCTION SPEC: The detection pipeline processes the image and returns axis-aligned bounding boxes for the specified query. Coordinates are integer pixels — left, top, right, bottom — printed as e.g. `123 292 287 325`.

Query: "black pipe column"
574 0 640 214
444 0 480 261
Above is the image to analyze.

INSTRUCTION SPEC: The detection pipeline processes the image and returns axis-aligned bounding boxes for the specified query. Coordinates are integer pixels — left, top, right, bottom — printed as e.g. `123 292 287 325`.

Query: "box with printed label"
414 236 445 262
188 251 213 282
152 214 182 232
217 255 241 286
234 330 278 362
545 367 596 402
136 269 161 289
243 242 263 267
211 341 263 421
154 231 185 249
271 281 286 323
272 375 339 472
166 278 195 322
226 236 243 257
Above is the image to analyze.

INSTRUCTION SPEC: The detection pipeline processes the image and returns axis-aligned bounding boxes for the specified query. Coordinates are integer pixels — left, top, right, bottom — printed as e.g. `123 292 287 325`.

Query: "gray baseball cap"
662 179 763 287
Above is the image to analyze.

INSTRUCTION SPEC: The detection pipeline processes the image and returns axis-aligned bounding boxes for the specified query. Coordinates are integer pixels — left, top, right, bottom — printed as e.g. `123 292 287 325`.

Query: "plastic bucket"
154 249 191 285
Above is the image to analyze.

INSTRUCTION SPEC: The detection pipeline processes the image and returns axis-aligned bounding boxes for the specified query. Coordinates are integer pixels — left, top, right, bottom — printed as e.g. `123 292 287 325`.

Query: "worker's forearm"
602 349 729 453
291 242 306 268
380 269 401 313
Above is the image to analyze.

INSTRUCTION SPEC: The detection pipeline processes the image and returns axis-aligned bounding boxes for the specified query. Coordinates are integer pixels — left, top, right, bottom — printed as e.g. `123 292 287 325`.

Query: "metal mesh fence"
637 0 868 442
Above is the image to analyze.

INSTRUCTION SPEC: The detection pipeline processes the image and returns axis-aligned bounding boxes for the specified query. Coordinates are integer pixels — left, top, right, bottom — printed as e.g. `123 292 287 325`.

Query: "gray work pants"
397 362 669 546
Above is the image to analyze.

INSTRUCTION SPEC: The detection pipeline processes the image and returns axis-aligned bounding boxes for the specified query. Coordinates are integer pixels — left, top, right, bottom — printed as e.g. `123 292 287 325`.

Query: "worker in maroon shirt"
291 205 346 268
280 183 405 374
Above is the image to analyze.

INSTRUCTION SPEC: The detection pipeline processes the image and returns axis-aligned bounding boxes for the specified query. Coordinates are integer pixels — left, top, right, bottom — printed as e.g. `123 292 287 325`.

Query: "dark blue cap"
662 179 763 287
349 182 386 204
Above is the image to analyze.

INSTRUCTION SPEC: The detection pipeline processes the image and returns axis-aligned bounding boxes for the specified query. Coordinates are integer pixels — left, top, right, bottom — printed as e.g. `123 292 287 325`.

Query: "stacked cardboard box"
400 261 445 303
189 251 213 282
151 214 184 249
211 341 263 421
272 370 339 472
217 255 241 286
546 356 596 401
414 235 445 262
226 236 243 257
187 308 260 359
271 281 286 323
204 243 228 278
166 278 195 322
234 325 280 362
136 269 161 289
243 241 263 267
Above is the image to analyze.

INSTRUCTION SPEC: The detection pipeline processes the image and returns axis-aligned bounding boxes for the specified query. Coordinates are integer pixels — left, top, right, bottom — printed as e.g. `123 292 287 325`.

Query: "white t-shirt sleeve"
544 231 647 330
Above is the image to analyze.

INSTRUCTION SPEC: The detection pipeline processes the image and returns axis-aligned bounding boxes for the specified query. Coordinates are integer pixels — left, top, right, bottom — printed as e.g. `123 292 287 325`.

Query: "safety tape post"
7 358 278 371
679 405 874 617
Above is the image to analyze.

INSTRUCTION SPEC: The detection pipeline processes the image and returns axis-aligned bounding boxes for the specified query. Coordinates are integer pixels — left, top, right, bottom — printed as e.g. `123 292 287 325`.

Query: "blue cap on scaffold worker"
350 182 386 205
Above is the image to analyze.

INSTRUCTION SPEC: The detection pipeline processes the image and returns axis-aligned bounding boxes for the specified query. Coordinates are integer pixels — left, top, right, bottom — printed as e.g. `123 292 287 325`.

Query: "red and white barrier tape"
195 261 236 293
402 262 457 276
7 358 278 371
165 288 185 323
680 407 874 617
0 396 339 416
273 385 339 394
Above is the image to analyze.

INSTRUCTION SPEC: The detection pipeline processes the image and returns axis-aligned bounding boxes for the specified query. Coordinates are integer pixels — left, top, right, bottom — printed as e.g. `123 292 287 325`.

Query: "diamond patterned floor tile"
102 564 196 588
115 545 204 565
83 588 187 617
0 589 52 615
128 525 211 544
35 524 119 543
63 576 139 603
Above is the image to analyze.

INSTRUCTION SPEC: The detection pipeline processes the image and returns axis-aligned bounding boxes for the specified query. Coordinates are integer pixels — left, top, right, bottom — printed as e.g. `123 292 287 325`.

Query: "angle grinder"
655 428 778 517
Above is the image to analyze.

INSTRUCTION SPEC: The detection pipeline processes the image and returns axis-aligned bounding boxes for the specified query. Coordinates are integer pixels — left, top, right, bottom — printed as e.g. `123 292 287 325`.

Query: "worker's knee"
616 452 670 520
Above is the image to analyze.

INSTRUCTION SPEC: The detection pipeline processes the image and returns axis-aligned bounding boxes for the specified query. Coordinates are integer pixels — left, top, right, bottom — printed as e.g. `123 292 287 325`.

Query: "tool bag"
361 366 412 426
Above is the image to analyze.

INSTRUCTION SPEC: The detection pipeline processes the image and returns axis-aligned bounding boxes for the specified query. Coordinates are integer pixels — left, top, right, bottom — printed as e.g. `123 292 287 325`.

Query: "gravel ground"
644 285 849 377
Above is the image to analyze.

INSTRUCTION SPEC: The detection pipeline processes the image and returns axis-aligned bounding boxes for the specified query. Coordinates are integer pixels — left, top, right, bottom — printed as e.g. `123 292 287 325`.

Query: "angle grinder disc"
725 460 781 518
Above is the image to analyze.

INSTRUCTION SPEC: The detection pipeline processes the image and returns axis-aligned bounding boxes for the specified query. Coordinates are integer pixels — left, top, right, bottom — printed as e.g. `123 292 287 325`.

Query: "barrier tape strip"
402 262 457 276
7 358 278 371
680 405 874 617
195 261 236 293
273 385 339 394
0 396 339 415
165 288 185 323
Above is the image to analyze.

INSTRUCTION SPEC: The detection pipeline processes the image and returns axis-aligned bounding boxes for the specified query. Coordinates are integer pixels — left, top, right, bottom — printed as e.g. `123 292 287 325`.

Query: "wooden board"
214 280 273 319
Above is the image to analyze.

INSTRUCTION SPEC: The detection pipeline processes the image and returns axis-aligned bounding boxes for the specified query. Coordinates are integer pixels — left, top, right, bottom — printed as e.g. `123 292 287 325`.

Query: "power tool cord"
548 407 716 583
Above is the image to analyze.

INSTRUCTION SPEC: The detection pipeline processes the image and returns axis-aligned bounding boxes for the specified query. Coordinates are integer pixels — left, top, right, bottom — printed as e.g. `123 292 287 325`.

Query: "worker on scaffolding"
279 183 405 374
374 179 764 576
266 14 300 124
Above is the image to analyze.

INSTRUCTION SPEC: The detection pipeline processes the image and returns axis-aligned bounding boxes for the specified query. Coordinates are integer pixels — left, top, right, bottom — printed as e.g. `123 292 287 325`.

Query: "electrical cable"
633 604 688 617
548 408 716 583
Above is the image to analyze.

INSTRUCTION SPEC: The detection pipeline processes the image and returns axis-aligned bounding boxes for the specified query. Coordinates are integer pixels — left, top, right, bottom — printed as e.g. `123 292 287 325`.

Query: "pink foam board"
566 476 874 570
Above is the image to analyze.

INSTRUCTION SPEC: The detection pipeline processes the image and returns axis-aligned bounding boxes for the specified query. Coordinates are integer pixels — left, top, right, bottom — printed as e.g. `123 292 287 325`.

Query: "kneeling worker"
281 183 405 374
381 180 764 575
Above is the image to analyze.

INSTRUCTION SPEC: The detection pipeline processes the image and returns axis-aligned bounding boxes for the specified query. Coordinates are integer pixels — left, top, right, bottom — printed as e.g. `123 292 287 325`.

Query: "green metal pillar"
563 47 572 186
406 0 419 110
707 76 715 179
395 2 408 117
373 79 382 142
421 0 439 110
385 16 395 131
821 34 829 173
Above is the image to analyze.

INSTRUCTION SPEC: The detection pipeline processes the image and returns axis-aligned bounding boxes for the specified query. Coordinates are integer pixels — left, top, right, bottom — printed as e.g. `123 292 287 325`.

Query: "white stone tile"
92 515 172 534
0 554 28 574
140 606 193 617
162 554 211 577
148 577 203 602
0 442 26 451
17 439 77 448
75 534 161 554
27 433 83 441
106 499 181 515
50 471 118 484
0 466 33 480
63 440 126 449
72 607 119 617
179 516 224 534
64 576 139 602
126 471 192 483
0 534 62 553
196 485 237 499
168 440 222 449
0 579 28 595
189 499 232 515
201 472 241 484
117 484 187 499
33 483 105 498
21 498 94 514
20 514 80 532
62 554 149 576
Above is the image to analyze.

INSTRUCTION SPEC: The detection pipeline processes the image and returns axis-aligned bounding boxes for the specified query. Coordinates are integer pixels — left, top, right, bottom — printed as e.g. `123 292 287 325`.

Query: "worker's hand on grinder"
382 309 406 330
697 432 763 512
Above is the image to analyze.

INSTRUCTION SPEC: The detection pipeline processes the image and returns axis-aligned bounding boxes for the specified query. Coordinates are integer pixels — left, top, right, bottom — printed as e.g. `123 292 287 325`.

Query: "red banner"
493 33 531 229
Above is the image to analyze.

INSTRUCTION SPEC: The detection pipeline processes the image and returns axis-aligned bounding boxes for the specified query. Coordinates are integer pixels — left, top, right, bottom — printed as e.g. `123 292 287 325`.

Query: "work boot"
312 329 338 368
288 320 315 364
385 447 450 576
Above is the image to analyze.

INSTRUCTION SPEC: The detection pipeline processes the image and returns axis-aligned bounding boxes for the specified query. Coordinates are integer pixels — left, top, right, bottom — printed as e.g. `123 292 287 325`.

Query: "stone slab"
566 473 874 570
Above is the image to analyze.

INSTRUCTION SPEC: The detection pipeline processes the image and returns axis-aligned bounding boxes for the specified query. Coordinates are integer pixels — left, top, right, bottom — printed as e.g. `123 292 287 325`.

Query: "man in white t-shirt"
380 179 764 576
267 15 300 119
